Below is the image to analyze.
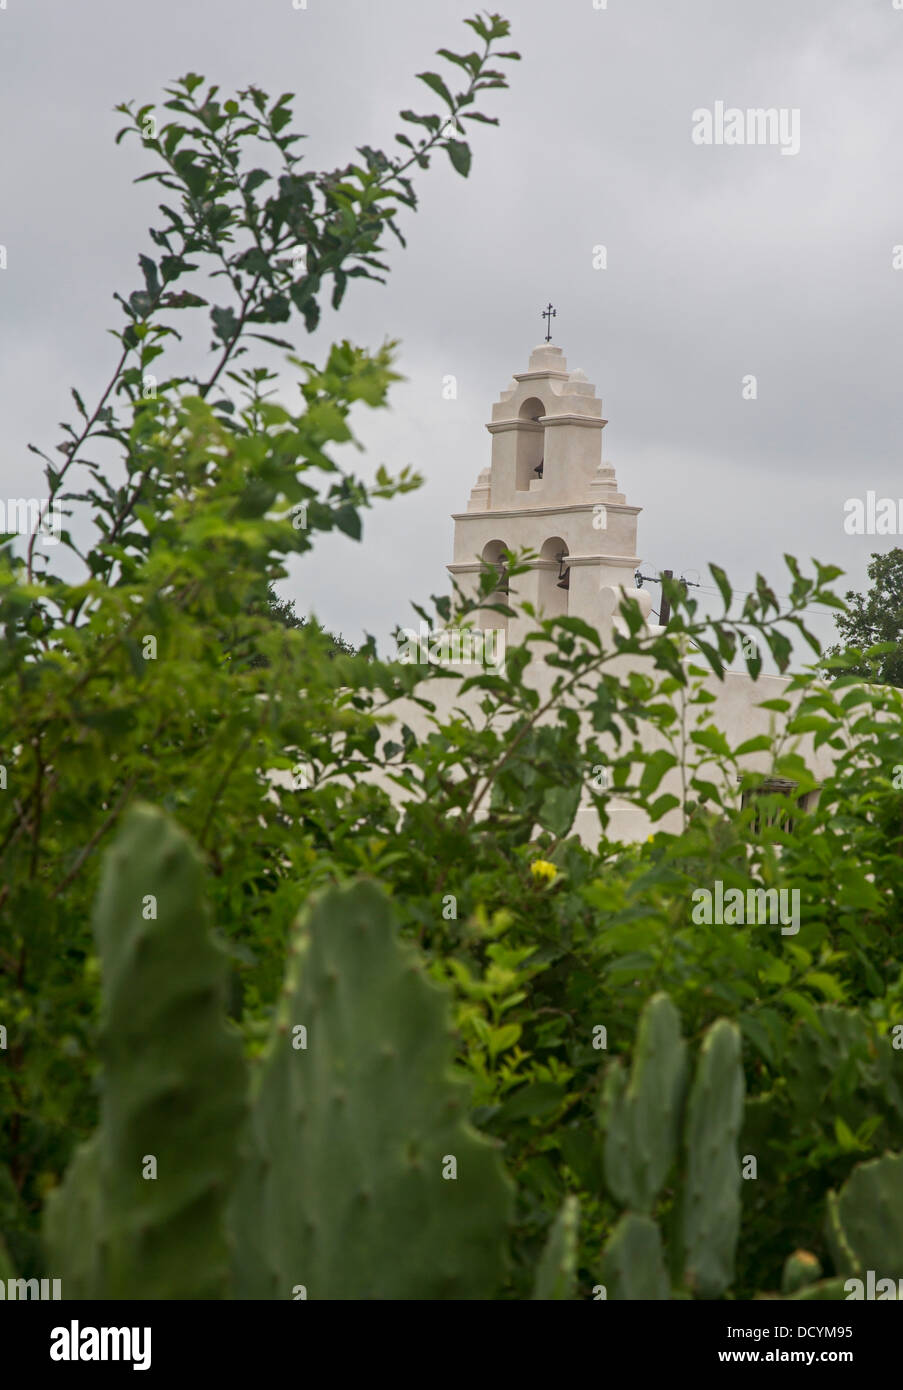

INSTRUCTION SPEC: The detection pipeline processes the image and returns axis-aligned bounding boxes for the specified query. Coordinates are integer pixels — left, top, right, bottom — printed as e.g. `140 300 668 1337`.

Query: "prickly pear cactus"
601 1213 670 1300
825 1151 903 1279
230 879 513 1300
602 993 687 1214
784 1006 899 1136
781 1249 822 1295
44 805 248 1298
598 998 744 1300
784 1007 867 1116
533 1196 579 1300
43 1137 102 1299
681 1018 744 1298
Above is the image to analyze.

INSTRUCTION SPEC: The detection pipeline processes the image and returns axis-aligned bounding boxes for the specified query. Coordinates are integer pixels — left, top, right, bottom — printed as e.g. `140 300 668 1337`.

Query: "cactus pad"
230 879 512 1299
533 1196 579 1300
603 993 687 1213
44 805 248 1298
601 1212 670 1300
681 1018 744 1298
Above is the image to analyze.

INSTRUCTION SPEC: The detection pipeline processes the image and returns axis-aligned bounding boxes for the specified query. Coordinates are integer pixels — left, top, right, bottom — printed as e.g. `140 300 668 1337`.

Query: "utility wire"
638 568 841 615
693 582 841 614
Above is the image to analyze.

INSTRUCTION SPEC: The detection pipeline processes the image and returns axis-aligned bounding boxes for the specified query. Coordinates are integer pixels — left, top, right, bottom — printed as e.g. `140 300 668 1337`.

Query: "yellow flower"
530 859 558 883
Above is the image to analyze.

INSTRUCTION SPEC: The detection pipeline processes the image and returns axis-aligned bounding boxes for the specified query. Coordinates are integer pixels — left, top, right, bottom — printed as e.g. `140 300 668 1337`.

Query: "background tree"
247 583 358 663
827 548 903 686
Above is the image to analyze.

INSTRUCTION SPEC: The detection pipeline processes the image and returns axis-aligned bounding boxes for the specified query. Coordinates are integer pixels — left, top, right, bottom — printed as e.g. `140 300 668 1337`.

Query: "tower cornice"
452 501 642 521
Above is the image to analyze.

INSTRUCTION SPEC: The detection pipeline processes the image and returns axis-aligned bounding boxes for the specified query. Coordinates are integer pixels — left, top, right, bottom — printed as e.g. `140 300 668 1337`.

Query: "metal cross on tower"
541 302 557 342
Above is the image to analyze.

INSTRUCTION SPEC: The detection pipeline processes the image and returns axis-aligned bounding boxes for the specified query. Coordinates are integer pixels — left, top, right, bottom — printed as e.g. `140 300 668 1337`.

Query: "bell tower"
447 343 644 642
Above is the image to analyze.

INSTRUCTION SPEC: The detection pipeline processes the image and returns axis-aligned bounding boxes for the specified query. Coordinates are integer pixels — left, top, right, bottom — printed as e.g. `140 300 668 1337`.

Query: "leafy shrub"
4 11 903 1298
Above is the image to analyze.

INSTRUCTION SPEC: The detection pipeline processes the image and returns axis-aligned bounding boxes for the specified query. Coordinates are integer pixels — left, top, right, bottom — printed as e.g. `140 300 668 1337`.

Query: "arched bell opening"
538 536 569 619
480 539 510 634
515 396 545 491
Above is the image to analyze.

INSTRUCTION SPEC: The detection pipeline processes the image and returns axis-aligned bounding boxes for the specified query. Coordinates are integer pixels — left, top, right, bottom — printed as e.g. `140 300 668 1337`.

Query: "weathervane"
541 302 557 342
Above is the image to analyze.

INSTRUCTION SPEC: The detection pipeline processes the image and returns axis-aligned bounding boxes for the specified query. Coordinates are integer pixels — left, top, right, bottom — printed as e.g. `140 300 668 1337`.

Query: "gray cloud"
2 0 902 657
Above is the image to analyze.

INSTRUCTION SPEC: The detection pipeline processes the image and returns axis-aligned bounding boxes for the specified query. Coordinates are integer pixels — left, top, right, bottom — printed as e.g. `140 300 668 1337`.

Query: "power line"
635 566 842 636
693 581 841 614
637 569 841 613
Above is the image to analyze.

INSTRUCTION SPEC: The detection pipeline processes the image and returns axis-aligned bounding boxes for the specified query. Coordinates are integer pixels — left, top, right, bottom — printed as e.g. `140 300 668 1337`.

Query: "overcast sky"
2 0 902 658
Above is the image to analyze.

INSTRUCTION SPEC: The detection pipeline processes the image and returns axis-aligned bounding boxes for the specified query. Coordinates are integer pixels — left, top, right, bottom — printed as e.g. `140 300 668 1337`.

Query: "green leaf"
833 1116 859 1152
211 304 240 345
759 957 791 986
138 254 159 297
555 614 602 647
538 783 581 838
804 971 844 1002
417 71 455 108
691 727 731 757
784 991 821 1030
444 139 472 177
243 168 270 195
734 735 773 756
400 110 441 132
709 564 732 610
488 1022 521 1058
495 1082 566 1122
639 749 678 797
332 504 361 541
436 46 479 73
864 642 899 658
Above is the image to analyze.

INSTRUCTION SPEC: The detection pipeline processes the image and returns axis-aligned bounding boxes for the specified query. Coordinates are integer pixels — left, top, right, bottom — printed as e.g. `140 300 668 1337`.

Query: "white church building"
273 342 832 844
388 340 833 845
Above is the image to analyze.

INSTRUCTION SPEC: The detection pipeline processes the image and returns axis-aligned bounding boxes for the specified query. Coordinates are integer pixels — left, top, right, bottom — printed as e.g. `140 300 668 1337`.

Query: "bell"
556 551 569 590
533 457 544 479
496 559 509 595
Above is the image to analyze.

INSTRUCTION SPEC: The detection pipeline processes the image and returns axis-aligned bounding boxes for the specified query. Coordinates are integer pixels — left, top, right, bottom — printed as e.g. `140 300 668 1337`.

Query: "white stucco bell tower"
447 344 644 641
